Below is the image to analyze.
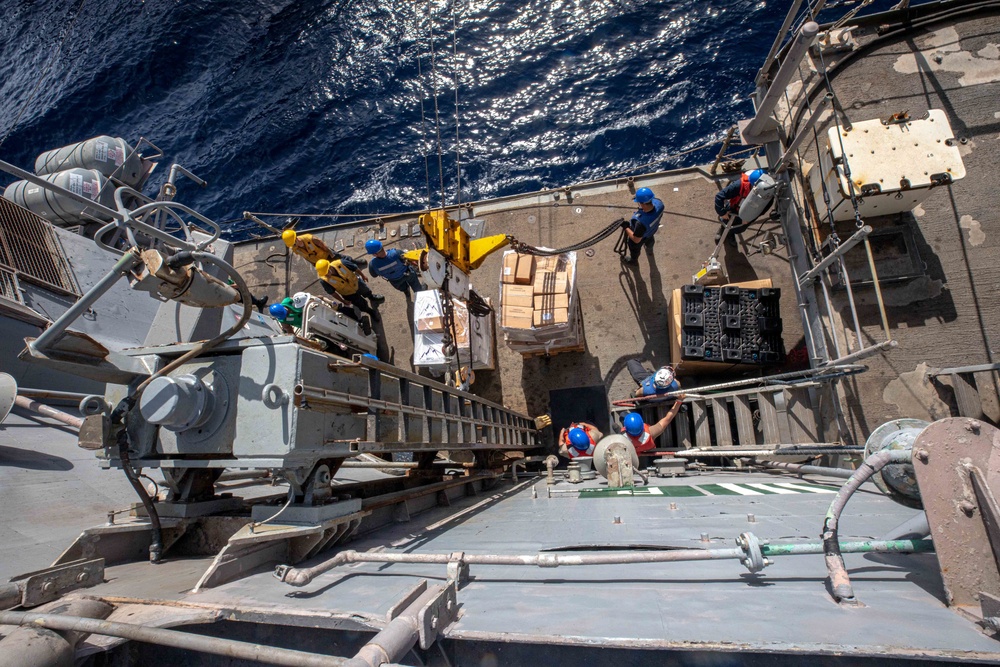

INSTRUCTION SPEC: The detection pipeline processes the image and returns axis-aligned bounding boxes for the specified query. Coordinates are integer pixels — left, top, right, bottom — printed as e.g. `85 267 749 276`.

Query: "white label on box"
503 267 512 275
543 313 552 321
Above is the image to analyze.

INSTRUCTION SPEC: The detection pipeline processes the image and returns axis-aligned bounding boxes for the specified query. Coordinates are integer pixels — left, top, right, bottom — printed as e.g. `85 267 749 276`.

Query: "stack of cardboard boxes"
412 289 495 373
499 250 583 355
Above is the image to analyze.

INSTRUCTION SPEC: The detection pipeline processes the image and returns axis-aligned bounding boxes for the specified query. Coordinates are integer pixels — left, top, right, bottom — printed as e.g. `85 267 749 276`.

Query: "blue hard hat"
633 187 654 204
748 169 766 186
268 303 288 320
624 413 645 436
568 427 590 451
365 239 383 255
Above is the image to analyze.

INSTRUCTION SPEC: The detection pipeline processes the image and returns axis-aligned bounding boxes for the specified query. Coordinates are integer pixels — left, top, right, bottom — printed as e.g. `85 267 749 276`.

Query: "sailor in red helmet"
620 397 686 454
557 422 603 459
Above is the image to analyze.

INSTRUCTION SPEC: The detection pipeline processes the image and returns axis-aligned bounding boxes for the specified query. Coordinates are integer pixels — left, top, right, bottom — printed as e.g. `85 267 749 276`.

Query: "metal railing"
0 198 80 296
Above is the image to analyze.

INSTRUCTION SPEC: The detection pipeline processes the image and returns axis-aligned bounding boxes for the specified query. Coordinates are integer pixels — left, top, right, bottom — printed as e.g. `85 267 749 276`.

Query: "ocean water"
0 0 900 240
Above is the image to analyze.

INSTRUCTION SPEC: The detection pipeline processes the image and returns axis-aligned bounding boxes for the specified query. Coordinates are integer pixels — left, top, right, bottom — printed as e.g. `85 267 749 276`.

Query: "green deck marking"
693 484 740 496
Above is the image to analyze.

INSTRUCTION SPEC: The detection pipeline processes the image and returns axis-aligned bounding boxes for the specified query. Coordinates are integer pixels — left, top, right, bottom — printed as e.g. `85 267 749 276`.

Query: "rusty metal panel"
912 418 1000 611
0 198 80 295
952 373 984 421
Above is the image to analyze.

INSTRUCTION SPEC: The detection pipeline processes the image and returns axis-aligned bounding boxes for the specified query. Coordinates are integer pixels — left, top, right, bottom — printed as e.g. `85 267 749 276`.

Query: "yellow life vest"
321 259 359 295
293 234 333 266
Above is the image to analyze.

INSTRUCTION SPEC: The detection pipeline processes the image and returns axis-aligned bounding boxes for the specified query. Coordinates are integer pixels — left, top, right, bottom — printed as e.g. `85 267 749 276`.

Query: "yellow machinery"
403 209 510 280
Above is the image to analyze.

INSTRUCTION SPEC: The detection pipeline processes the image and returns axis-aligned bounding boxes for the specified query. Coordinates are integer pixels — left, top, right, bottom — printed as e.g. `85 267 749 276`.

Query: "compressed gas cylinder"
738 173 777 223
34 135 144 187
3 168 116 225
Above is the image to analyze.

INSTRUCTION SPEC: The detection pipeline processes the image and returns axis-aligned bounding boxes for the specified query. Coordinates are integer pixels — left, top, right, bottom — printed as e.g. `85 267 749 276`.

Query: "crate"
679 284 785 366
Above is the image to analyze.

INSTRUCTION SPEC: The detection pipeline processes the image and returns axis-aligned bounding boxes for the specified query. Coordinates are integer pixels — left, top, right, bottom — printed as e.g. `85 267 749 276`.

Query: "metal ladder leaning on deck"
613 365 865 453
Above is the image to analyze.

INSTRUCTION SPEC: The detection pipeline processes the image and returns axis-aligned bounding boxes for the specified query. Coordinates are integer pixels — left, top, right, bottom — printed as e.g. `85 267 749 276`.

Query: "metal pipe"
13 396 84 430
862 236 892 341
674 447 861 458
743 22 819 142
545 455 558 485
822 339 898 366
761 460 855 479
797 226 872 287
878 512 930 541
274 539 931 588
15 388 90 402
838 255 865 353
823 448 913 605
613 364 866 407
0 158 124 221
818 275 843 359
31 250 142 353
756 0 806 86
343 586 441 667
0 611 347 667
775 93 832 174
710 126 738 174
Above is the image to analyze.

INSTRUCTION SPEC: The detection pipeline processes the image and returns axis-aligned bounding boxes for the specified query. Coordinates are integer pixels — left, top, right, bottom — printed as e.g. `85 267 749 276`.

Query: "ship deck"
5 407 999 662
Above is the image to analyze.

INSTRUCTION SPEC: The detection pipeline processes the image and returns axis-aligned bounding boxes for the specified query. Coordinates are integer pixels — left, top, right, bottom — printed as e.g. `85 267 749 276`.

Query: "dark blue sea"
0 0 899 240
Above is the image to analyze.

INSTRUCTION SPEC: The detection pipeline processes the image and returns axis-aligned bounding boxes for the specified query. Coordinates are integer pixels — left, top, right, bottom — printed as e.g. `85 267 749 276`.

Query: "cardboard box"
514 255 535 285
503 305 534 329
534 255 562 272
534 293 569 310
416 316 445 333
533 270 569 295
503 284 534 308
533 307 569 327
501 253 519 284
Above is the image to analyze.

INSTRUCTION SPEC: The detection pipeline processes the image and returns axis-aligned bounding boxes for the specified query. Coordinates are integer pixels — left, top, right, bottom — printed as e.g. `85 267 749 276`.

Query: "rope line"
416 32 433 209
450 0 463 210
425 0 448 209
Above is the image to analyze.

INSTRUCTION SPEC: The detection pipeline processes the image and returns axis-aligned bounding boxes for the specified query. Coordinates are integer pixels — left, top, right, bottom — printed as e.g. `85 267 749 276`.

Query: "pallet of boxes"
499 250 583 357
412 289 495 374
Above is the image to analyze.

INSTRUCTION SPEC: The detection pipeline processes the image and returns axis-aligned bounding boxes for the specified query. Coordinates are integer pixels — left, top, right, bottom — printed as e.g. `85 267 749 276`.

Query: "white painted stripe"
773 482 837 494
718 483 763 496
617 490 632 495
647 487 663 495
689 486 714 496
747 483 798 495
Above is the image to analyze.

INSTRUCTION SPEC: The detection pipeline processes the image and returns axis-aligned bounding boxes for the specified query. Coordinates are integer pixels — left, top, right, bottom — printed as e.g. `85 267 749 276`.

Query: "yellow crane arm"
402 209 509 274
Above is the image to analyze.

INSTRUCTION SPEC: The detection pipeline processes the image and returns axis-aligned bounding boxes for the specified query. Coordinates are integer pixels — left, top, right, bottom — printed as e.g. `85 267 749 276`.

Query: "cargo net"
680 284 784 365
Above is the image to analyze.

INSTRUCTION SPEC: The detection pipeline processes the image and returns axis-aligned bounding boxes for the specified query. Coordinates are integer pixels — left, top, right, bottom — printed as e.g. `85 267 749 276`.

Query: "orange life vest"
621 424 654 454
562 423 596 458
727 172 753 213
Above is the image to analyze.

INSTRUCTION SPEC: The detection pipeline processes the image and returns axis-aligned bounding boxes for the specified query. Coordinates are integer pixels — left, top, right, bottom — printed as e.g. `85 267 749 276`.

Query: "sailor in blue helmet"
713 168 773 247
620 186 664 265
365 239 425 299
620 402 686 455
557 421 603 459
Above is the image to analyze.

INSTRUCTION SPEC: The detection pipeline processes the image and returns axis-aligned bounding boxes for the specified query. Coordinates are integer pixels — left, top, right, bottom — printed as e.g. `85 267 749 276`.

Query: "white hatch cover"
827 109 966 194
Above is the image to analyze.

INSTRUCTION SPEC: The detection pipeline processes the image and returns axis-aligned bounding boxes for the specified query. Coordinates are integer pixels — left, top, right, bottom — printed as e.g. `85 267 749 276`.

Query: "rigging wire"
0 0 88 152
416 25 434 209
450 0 463 210
425 0 448 210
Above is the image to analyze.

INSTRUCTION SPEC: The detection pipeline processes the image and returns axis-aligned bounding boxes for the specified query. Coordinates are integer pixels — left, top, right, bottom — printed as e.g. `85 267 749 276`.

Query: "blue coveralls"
368 248 423 296
627 198 664 262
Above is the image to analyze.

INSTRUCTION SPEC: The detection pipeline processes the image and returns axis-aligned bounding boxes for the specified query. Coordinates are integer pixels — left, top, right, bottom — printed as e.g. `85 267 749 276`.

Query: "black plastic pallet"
679 285 785 365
